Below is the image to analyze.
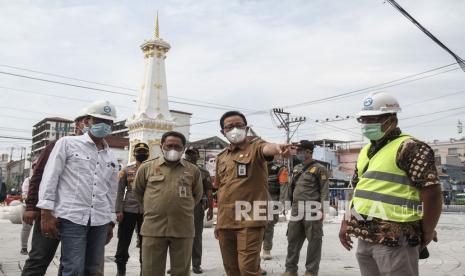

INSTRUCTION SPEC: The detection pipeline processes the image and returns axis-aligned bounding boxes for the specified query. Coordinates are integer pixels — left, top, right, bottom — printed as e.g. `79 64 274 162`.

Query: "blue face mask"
90 123 112 138
361 123 385 141
82 126 89 134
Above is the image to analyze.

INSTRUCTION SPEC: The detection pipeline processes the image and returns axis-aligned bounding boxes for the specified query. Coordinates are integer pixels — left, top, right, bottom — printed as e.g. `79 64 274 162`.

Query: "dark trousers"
192 203 204 267
115 212 143 265
21 216 60 276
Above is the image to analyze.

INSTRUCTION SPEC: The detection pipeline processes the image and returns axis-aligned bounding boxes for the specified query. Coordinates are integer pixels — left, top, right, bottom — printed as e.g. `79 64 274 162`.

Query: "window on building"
448 148 458 155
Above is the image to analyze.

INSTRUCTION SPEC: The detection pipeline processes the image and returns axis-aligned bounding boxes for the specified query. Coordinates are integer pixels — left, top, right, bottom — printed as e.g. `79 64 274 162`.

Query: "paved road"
1 213 464 276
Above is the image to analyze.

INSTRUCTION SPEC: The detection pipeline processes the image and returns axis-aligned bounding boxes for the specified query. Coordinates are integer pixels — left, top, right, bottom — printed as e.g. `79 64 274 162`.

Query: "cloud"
0 0 464 153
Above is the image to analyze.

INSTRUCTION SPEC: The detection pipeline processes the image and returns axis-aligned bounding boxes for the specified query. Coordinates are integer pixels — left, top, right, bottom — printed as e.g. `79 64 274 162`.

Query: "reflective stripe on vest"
353 134 422 222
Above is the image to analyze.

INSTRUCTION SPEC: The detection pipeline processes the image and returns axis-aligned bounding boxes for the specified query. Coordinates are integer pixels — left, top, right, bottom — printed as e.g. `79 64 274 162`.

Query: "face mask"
225 128 247 144
135 153 149 163
163 149 182 162
296 153 307 162
83 126 89 134
90 123 112 138
361 123 385 141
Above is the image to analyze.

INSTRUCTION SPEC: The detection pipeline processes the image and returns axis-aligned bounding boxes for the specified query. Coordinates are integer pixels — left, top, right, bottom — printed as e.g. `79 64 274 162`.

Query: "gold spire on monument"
154 12 160 39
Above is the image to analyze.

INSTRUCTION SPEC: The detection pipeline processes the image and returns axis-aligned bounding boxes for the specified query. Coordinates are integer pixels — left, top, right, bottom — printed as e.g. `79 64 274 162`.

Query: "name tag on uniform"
179 186 187 197
237 164 248 177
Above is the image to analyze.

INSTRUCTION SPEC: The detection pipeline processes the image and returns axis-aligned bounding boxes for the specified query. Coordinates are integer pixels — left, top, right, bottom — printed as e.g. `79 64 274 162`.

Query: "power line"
0 135 31 141
0 69 252 112
401 106 465 120
0 71 135 96
282 64 459 109
187 63 460 127
386 0 465 72
0 62 460 129
0 63 256 111
0 63 136 91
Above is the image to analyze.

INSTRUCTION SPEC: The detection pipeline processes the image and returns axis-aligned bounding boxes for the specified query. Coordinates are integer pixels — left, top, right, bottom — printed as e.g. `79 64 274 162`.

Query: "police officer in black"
115 143 149 276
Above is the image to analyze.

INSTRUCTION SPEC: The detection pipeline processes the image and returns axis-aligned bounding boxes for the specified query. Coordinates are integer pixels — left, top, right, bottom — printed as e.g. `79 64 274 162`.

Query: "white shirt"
37 133 118 226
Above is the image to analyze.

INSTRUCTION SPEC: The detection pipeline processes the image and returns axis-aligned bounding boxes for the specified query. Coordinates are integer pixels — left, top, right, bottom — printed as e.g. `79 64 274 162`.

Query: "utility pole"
272 108 306 171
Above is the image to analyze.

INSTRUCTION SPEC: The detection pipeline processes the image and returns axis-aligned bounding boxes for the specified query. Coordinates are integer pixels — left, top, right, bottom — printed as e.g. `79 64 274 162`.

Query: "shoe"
303 272 318 276
261 269 267 275
192 266 203 274
20 248 28 255
262 249 272 260
167 269 171 274
281 272 298 276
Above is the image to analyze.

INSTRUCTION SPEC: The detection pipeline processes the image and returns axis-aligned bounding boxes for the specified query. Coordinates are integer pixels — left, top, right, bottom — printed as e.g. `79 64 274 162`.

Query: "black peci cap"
297 140 314 152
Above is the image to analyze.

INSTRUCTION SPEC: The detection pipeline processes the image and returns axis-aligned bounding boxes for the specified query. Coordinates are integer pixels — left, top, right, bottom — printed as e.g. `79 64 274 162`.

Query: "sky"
1 0 465 158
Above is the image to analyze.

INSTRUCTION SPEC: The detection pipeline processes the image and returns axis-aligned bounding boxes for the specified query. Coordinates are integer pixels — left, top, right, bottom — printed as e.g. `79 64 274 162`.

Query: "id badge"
179 186 187 197
237 164 247 177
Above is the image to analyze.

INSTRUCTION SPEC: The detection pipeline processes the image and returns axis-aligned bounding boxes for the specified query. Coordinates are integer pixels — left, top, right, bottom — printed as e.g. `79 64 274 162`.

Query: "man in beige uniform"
134 131 203 276
215 111 291 276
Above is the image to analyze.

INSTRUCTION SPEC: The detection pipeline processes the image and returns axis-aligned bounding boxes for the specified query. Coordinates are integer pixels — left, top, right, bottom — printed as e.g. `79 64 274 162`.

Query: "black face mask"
135 154 149 163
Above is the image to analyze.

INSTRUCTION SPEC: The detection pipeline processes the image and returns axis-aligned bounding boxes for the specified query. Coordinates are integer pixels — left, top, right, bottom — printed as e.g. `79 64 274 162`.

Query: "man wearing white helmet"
37 100 119 276
338 92 442 276
22 108 90 276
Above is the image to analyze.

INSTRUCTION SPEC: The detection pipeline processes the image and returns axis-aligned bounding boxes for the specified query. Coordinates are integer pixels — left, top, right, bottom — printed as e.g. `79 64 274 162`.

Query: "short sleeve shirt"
216 138 272 229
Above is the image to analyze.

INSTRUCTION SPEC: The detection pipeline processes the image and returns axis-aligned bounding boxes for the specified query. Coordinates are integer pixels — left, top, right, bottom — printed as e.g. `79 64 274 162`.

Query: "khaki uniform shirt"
115 164 144 214
292 161 330 204
133 156 203 238
216 138 272 229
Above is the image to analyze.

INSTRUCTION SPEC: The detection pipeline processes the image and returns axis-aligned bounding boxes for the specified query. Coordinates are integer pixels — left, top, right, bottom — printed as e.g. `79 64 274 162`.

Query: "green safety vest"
352 134 422 222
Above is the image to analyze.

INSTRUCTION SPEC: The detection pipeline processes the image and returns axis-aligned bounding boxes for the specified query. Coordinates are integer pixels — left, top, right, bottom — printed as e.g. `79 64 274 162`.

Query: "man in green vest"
339 92 443 276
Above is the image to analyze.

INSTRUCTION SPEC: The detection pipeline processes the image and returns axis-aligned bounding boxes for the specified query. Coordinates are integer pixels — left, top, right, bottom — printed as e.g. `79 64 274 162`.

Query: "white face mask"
225 127 247 144
163 149 182 162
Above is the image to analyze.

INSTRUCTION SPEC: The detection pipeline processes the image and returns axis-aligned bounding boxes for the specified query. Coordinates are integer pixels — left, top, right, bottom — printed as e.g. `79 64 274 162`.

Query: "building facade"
31 117 74 159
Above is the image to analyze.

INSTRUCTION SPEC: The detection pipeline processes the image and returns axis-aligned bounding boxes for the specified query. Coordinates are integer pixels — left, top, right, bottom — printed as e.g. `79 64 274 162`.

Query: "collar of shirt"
227 137 258 152
81 132 110 151
368 127 402 158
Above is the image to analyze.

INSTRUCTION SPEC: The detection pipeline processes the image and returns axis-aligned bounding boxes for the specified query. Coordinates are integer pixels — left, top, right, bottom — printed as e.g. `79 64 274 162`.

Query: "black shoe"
193 266 203 274
167 269 171 274
20 248 28 255
261 269 267 275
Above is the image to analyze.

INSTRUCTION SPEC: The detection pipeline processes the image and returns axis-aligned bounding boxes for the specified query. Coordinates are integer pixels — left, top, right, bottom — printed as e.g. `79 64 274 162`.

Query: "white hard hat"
74 107 88 121
85 100 117 121
357 92 401 118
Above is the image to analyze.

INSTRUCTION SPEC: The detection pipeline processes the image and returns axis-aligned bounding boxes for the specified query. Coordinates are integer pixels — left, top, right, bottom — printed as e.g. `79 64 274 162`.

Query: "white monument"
126 15 177 161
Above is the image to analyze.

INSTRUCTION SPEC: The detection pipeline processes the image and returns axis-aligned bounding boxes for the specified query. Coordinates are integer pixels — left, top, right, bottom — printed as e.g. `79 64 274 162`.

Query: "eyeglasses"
93 117 113 125
162 144 184 152
357 115 390 124
223 124 247 132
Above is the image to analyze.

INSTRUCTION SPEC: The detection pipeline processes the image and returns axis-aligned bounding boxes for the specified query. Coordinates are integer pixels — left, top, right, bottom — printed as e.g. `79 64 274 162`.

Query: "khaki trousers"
142 236 193 276
218 227 265 276
356 238 419 276
285 220 323 274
